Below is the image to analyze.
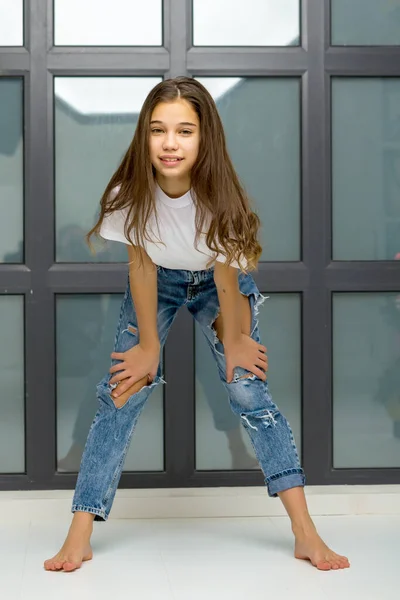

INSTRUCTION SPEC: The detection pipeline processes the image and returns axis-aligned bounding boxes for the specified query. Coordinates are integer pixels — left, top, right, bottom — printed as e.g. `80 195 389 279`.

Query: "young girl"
44 77 349 573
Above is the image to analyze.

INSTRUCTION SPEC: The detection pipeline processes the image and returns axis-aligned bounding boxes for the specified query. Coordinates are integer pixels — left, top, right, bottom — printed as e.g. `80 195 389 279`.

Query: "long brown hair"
87 77 262 271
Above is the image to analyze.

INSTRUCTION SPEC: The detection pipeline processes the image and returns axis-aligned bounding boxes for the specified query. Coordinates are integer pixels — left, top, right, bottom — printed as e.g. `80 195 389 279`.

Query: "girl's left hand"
224 333 268 383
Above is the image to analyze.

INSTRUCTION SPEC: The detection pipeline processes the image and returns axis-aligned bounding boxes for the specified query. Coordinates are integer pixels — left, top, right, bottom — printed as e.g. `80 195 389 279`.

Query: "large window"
0 0 23 46
54 0 162 46
0 78 24 264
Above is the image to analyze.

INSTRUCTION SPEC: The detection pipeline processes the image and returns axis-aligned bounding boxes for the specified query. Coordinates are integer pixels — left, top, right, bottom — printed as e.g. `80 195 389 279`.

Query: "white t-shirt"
99 184 245 270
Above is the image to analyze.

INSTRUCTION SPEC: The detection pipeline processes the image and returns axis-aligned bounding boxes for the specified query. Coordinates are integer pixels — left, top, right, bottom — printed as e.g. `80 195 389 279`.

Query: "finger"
109 362 126 374
109 372 128 385
259 345 267 353
256 359 268 370
257 353 268 364
111 352 125 359
114 377 135 397
250 366 267 381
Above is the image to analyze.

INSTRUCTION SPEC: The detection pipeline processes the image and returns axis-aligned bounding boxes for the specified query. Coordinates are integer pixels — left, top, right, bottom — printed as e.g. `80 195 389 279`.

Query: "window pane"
332 78 400 260
332 0 400 46
0 0 23 46
196 294 301 470
55 77 161 263
0 78 23 263
198 78 300 261
0 296 24 473
193 0 300 46
57 295 164 472
333 293 400 468
54 0 162 46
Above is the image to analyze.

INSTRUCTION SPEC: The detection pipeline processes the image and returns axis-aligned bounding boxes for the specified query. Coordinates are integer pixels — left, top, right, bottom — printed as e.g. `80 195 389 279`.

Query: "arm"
109 245 160 398
213 261 242 345
213 261 267 382
127 244 159 351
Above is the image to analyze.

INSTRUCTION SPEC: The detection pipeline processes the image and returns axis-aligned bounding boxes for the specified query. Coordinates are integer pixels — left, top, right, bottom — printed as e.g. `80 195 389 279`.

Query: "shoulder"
107 184 122 205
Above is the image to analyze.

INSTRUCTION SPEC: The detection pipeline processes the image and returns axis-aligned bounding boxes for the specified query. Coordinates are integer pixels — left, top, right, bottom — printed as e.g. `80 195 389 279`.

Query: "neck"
156 173 191 199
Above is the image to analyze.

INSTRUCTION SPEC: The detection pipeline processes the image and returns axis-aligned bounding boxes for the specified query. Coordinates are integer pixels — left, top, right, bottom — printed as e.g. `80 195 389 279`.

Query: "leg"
194 272 349 571
45 275 180 572
44 374 150 573
279 487 350 570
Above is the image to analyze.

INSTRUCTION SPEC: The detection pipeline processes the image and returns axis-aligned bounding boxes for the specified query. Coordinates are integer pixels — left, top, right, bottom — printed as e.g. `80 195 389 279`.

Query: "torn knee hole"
210 311 222 345
121 324 138 336
110 375 166 409
240 410 278 431
230 372 258 383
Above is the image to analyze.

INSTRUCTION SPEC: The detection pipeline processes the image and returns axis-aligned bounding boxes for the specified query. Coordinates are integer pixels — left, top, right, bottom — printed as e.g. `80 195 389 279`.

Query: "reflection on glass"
54 0 162 46
198 77 300 260
332 78 400 260
196 294 301 470
0 0 23 46
56 294 164 472
333 292 400 468
54 77 162 263
332 0 400 46
0 296 24 473
193 0 300 46
0 78 23 263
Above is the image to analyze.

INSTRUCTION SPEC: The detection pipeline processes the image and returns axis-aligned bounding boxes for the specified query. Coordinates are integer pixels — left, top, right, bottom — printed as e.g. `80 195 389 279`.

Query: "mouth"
159 156 183 166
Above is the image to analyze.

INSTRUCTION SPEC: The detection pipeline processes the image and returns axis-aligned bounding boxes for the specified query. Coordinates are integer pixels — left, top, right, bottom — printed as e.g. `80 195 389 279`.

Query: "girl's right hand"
108 343 160 397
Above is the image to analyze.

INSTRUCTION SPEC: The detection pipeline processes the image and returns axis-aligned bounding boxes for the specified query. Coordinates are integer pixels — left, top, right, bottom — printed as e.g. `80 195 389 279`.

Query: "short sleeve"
214 251 248 270
98 185 130 245
99 208 130 244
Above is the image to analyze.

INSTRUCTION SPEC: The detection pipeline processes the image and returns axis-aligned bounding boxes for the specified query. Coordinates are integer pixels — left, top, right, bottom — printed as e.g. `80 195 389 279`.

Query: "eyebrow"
150 120 197 127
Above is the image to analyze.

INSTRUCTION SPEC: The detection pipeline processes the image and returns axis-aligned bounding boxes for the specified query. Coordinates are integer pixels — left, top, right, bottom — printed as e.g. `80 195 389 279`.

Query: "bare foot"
44 512 94 572
294 525 350 571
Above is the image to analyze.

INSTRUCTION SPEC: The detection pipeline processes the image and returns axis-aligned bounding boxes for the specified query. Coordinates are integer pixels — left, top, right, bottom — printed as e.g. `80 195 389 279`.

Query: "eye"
180 130 193 135
151 128 163 134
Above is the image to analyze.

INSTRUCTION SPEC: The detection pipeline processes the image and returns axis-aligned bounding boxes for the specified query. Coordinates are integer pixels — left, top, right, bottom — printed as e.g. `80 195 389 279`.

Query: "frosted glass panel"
0 296 24 473
196 294 301 470
0 0 23 46
193 0 300 46
57 295 164 472
333 293 400 468
332 78 400 260
55 77 161 263
198 77 300 261
54 0 162 46
332 0 400 46
0 78 23 263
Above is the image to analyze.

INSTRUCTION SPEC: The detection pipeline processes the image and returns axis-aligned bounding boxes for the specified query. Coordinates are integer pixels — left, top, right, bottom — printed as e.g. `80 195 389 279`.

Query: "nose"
162 131 178 151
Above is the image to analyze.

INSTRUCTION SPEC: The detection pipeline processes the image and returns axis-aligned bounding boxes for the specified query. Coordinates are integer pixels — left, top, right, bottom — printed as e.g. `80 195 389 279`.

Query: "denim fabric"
72 266 305 521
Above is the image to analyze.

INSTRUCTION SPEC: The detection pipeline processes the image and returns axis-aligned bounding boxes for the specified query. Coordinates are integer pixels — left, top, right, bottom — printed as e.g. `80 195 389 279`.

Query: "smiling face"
149 99 200 196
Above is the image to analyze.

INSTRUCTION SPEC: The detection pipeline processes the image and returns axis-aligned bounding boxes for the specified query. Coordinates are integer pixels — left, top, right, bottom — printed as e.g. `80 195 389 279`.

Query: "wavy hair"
87 77 262 271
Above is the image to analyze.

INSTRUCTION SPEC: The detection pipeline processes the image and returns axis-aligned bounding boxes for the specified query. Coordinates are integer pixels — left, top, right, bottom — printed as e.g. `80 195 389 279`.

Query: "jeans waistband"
156 265 215 284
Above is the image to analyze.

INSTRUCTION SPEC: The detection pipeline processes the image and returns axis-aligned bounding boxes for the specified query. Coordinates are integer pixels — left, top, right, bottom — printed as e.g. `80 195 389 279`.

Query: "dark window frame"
1 0 400 490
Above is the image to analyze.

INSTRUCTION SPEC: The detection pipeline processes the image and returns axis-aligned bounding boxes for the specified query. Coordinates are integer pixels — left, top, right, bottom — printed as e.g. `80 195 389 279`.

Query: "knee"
112 375 149 409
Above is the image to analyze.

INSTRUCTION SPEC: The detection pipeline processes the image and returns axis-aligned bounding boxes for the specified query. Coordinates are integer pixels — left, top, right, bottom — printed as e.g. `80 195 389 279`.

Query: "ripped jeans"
72 266 305 521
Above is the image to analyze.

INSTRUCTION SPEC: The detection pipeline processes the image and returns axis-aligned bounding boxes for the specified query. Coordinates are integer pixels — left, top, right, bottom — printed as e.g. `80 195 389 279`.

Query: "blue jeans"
72 266 305 521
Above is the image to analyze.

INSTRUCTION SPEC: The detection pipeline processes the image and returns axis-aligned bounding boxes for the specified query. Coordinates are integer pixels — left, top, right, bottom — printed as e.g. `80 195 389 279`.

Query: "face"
149 99 200 187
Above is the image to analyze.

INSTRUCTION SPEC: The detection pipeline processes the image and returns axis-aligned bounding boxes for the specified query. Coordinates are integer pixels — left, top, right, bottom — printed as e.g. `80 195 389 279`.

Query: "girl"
44 77 349 573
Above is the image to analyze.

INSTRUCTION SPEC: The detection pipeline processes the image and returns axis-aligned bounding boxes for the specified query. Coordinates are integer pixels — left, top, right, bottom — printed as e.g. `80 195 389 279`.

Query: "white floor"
2 514 399 600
